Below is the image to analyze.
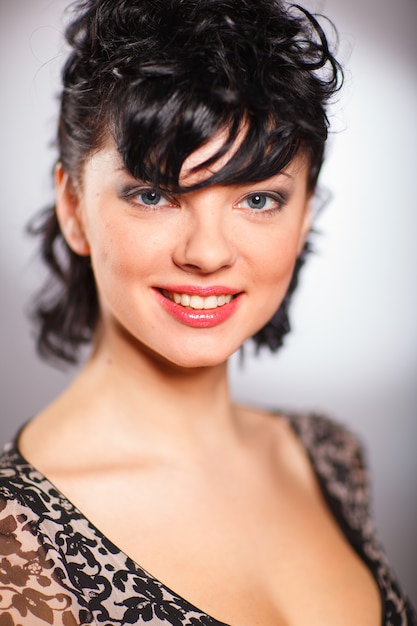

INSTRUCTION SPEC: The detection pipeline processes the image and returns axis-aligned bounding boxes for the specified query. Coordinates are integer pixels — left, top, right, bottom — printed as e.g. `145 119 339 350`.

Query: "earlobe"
55 163 90 256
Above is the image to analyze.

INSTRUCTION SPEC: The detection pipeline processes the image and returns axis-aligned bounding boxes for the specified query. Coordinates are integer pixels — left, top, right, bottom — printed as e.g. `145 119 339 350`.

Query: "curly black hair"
30 0 342 364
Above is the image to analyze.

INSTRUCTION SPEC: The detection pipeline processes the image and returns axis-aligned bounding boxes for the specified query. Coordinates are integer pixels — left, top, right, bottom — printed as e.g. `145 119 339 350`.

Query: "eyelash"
234 191 288 216
120 186 288 215
120 187 178 209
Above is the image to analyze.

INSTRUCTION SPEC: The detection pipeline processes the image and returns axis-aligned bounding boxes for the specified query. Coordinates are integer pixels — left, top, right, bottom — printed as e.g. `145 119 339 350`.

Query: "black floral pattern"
0 413 415 625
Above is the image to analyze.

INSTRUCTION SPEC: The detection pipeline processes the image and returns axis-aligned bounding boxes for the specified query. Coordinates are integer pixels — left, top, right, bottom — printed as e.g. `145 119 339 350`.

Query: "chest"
53 463 382 626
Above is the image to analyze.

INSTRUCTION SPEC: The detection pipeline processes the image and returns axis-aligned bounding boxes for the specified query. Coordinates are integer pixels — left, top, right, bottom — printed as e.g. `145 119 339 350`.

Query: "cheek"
90 220 166 282
247 228 301 290
248 233 301 337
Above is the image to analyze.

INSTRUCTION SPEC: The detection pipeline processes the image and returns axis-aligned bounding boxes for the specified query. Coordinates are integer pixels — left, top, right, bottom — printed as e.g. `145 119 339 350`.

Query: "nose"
173 202 235 274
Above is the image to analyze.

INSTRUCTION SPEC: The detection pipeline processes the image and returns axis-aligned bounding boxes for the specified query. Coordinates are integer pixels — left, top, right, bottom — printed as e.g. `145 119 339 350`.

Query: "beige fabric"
0 498 78 625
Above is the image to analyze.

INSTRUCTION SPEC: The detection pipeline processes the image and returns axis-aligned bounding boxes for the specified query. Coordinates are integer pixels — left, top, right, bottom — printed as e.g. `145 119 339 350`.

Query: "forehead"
83 131 310 189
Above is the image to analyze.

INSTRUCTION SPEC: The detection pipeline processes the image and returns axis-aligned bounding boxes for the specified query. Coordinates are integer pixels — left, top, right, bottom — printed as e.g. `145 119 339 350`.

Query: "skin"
57 135 311 370
19 135 381 626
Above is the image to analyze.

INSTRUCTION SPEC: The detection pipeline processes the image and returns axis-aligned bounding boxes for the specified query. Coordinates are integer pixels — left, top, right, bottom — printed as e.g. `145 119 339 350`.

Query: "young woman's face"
57 136 311 369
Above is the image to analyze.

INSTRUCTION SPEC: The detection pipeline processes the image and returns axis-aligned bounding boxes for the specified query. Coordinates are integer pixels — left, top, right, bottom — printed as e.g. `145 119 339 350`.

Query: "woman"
0 0 415 624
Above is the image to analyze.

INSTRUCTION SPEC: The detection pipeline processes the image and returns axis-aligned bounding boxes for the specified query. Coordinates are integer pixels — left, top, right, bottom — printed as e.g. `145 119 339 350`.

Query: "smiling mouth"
160 290 235 310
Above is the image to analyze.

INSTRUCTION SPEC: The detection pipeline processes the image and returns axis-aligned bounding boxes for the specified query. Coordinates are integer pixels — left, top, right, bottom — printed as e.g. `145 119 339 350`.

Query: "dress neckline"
8 412 384 626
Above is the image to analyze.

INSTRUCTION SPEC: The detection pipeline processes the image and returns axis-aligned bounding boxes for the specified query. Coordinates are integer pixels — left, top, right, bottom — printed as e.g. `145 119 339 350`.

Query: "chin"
116 331 233 372
112 317 248 371
156 347 234 371
166 332 248 370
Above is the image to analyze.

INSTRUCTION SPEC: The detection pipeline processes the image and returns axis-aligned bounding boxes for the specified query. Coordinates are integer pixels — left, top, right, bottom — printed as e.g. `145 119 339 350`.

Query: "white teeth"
189 295 204 309
203 296 218 310
169 292 234 309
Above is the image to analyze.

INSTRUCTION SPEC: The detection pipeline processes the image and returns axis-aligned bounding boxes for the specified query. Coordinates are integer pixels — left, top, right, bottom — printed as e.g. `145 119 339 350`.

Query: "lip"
157 285 238 297
154 287 243 328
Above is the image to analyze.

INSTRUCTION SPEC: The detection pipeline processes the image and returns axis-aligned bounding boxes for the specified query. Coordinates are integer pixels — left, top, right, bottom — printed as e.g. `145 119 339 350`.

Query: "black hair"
30 0 342 364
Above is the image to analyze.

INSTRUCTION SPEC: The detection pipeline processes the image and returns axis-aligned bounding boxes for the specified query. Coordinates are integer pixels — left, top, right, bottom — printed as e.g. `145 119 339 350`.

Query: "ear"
297 196 312 256
55 163 90 256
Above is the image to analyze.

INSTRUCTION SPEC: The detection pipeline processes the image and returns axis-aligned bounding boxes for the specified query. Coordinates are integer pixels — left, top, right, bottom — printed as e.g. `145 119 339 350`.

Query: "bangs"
113 80 304 192
62 0 338 192
34 0 342 364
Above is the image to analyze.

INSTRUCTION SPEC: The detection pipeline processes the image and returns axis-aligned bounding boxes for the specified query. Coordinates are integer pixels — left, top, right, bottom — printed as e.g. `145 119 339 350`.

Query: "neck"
64 334 242 461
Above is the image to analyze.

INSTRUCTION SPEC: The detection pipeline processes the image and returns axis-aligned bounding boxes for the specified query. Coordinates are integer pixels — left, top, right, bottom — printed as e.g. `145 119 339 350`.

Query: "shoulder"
0 441 85 624
284 412 370 532
286 413 417 624
0 439 53 555
0 440 54 516
0 440 29 499
285 411 365 460
285 412 367 470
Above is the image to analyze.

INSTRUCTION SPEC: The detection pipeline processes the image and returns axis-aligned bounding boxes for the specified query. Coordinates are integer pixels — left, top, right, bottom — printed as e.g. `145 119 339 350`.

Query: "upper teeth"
171 293 233 309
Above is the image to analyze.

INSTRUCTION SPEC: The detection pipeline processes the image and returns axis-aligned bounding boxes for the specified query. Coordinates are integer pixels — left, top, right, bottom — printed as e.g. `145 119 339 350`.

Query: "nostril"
173 239 235 274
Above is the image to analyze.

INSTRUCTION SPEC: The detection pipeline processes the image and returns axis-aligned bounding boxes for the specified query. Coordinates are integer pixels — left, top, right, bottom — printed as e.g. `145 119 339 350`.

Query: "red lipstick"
154 287 242 328
157 285 237 297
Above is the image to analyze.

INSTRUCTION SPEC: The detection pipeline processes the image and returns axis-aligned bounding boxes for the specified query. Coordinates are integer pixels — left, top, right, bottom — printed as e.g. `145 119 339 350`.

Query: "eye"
235 191 287 213
138 190 169 206
120 186 177 209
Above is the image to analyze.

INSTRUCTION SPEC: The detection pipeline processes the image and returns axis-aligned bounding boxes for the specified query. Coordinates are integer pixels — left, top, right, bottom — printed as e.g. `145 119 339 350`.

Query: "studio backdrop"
0 0 416 603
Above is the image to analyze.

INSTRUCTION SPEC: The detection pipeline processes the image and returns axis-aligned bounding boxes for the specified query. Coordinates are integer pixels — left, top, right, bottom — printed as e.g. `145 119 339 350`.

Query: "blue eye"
246 194 268 209
236 191 287 213
139 191 164 205
121 186 177 209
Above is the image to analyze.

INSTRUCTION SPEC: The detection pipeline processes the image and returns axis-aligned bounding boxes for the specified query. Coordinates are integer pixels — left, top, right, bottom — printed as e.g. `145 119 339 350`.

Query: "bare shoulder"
234 403 301 453
237 405 364 460
233 404 324 494
17 385 98 475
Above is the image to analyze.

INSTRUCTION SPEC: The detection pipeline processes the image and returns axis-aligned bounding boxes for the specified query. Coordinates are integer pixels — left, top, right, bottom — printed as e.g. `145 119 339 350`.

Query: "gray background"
1 0 416 605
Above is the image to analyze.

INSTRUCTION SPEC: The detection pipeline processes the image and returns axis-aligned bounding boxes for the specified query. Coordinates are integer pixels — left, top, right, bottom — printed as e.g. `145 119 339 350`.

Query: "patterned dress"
0 414 415 625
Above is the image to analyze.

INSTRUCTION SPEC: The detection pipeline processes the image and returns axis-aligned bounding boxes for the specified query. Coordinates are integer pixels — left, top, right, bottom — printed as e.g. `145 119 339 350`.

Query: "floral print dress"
0 413 415 625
